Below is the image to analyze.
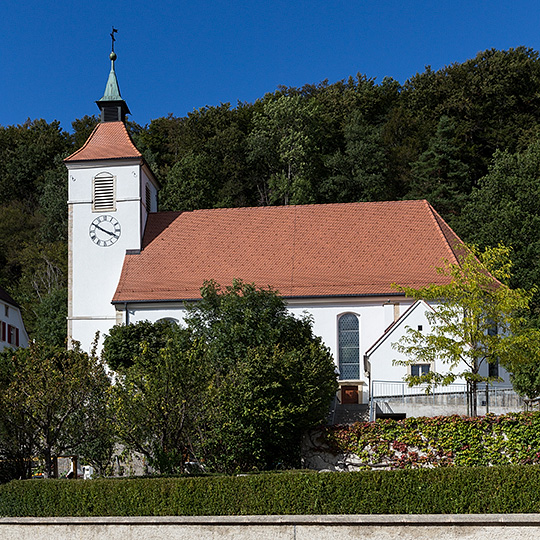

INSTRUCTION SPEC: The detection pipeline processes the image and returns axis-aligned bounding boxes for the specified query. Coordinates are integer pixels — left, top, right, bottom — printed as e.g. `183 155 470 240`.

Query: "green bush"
2 466 540 516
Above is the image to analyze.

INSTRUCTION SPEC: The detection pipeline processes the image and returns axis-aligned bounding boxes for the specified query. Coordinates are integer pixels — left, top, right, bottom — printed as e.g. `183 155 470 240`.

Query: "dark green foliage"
0 343 111 479
185 281 337 473
322 110 390 202
0 119 70 207
39 159 68 243
3 465 540 516
408 116 470 220
106 282 337 474
110 333 208 474
510 360 540 400
458 140 540 317
71 115 99 150
33 287 68 347
102 319 181 371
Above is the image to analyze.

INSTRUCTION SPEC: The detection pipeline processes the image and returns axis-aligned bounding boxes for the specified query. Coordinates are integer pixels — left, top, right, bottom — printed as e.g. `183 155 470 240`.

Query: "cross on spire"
110 27 118 53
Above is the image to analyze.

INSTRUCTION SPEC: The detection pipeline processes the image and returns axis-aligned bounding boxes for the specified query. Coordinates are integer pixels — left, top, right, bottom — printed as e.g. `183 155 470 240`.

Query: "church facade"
66 50 512 410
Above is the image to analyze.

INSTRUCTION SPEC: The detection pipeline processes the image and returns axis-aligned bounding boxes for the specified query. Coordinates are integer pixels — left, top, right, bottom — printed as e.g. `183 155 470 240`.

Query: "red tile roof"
64 122 141 162
113 200 465 303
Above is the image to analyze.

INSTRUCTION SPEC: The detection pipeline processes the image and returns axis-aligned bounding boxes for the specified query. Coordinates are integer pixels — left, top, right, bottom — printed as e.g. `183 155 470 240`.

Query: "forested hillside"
3 47 540 342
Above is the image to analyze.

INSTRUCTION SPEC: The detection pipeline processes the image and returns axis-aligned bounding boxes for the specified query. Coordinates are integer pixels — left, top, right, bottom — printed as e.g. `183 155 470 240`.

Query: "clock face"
89 215 121 247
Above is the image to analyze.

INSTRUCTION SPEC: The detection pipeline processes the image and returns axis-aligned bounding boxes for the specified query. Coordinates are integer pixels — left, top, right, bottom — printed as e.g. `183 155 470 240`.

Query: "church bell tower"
65 35 159 351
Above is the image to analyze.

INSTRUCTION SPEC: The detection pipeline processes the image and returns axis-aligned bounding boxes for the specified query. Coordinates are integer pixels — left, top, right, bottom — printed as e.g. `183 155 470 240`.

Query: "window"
93 172 116 212
1 322 5 342
7 325 18 346
411 364 430 377
145 184 152 212
157 317 179 325
4 304 8 317
338 313 360 380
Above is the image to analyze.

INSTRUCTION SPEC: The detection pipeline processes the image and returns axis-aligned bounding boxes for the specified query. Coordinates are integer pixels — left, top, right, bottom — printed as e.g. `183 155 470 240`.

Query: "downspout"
124 302 129 325
364 354 374 421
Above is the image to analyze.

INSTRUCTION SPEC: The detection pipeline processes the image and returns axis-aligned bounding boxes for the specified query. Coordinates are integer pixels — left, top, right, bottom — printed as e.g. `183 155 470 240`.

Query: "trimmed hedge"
2 466 540 516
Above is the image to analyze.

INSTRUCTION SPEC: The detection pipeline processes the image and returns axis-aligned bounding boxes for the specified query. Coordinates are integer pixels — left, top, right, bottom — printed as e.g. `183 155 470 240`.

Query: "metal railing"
372 380 467 399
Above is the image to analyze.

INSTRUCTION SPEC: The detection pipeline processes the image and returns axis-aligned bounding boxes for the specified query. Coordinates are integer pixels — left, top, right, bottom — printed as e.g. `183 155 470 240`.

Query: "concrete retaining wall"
2 514 540 539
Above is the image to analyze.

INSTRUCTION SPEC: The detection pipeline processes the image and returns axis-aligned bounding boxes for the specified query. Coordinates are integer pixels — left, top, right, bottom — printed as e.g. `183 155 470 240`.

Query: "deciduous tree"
393 245 540 416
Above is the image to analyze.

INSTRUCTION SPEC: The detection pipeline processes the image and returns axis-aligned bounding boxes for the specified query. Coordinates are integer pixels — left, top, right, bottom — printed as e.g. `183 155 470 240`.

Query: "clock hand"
94 224 118 237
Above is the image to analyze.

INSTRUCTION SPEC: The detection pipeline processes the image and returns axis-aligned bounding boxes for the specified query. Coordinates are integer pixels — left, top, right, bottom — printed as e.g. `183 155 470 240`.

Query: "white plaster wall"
140 166 159 230
368 302 467 385
67 160 146 352
123 296 416 404
368 301 512 392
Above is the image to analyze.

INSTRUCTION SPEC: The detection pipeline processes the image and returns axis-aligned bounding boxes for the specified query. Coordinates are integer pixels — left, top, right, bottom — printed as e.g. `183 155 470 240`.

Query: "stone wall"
2 514 540 539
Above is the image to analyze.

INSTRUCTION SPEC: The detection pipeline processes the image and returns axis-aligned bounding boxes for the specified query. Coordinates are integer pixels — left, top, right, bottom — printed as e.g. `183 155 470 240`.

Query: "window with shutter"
145 184 151 212
93 172 116 212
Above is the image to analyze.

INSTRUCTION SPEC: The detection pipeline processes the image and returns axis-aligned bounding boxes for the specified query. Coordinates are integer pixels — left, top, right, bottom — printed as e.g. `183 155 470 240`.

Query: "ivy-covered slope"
318 412 540 469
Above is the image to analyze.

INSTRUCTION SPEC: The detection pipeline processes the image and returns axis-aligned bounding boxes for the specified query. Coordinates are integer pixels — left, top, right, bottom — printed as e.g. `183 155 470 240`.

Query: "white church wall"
121 296 418 405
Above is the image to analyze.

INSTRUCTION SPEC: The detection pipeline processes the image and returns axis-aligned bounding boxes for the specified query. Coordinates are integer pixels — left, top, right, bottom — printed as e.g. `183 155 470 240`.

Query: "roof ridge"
176 199 429 215
64 122 101 161
424 201 467 265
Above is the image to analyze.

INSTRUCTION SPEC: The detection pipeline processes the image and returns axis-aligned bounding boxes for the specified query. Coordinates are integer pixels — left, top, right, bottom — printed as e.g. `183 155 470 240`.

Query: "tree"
247 95 321 205
110 331 209 474
107 281 337 473
408 115 470 220
392 244 540 416
322 110 389 202
102 319 180 371
185 280 338 472
458 140 540 318
0 342 111 478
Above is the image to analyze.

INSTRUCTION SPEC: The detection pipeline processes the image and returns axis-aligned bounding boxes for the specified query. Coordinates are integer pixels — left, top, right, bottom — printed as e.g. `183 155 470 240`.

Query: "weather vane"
110 27 118 53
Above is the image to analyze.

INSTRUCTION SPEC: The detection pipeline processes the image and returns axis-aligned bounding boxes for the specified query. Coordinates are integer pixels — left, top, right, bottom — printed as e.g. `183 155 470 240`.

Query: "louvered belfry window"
93 172 116 212
338 313 360 380
145 184 151 212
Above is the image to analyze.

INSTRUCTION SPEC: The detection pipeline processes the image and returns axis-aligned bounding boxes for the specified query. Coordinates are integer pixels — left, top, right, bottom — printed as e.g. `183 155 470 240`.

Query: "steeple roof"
64 121 141 162
98 52 124 102
96 50 130 122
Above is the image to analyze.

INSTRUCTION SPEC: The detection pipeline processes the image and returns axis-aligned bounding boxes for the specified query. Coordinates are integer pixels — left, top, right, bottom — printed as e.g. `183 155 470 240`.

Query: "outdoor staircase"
330 403 369 425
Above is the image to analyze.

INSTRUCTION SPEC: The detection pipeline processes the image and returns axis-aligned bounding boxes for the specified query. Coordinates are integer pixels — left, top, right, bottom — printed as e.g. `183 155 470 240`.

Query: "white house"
0 285 29 352
65 49 514 417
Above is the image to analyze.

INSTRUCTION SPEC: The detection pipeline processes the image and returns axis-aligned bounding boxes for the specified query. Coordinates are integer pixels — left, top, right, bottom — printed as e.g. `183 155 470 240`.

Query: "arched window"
338 313 360 380
157 317 179 325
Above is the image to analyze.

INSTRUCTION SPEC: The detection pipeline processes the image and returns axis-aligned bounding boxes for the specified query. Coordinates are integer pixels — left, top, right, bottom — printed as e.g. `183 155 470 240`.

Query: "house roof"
64 121 141 162
0 285 19 308
112 199 466 304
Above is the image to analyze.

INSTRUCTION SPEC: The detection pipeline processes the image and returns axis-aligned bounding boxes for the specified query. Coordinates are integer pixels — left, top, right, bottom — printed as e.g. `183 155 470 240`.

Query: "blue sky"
2 0 540 131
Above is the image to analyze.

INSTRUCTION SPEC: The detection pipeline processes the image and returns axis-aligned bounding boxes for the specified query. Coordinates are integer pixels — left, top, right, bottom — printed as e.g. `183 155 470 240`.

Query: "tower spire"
96 27 131 123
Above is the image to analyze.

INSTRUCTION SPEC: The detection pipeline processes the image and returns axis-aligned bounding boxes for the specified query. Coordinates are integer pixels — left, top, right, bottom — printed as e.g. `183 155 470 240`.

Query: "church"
65 48 512 413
